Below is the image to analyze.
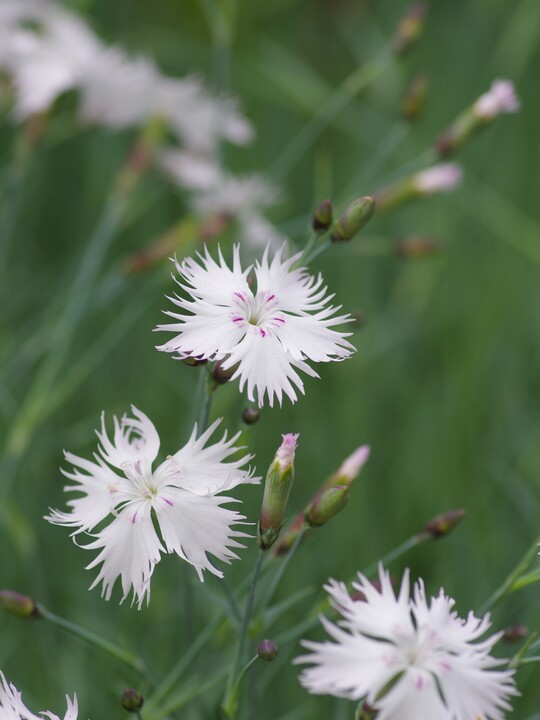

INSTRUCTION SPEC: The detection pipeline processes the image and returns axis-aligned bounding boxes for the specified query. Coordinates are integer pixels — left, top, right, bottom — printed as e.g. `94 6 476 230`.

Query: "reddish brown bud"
121 688 144 712
312 199 333 234
0 590 41 618
242 407 260 425
394 235 442 258
421 509 465 540
502 625 529 643
257 639 278 662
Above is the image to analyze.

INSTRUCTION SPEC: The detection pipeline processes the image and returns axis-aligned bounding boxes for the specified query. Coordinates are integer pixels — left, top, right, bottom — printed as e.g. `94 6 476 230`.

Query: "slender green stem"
222 551 265 717
479 534 540 615
229 654 259 701
219 575 242 624
304 238 332 265
361 534 423 579
149 668 228 720
144 615 222 714
261 527 307 615
40 607 148 680
270 50 392 182
199 376 216 431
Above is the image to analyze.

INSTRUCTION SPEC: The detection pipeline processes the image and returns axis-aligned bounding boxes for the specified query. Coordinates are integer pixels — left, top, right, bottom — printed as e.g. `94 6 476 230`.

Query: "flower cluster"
155 244 355 407
0 0 284 251
0 0 250 151
0 671 78 720
296 566 518 719
46 407 258 608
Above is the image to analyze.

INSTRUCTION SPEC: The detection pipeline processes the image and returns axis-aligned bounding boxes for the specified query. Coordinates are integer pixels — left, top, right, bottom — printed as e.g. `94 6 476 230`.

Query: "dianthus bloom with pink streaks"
155 245 355 407
0 671 78 720
295 566 518 720
46 406 258 608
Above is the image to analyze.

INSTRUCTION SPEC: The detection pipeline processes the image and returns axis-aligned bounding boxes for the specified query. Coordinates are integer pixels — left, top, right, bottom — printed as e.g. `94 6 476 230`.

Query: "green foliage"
1 0 540 717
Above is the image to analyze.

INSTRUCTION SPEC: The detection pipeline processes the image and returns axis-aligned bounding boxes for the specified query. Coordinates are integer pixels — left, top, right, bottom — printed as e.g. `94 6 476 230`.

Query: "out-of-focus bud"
355 701 377 719
311 199 333 234
121 688 144 713
325 445 370 489
473 79 520 122
330 197 376 243
414 164 463 196
212 359 237 385
305 485 350 527
242 407 260 425
402 74 429 122
394 235 441 258
436 79 519 157
275 445 370 556
351 310 366 329
374 163 462 213
272 513 306 556
392 3 428 57
258 434 299 550
418 508 465 540
502 625 529 644
257 639 279 662
0 590 40 619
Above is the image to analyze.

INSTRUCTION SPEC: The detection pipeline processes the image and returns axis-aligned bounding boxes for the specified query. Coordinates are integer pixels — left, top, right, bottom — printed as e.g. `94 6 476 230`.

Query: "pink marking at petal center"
415 675 424 690
164 498 174 506
131 511 138 524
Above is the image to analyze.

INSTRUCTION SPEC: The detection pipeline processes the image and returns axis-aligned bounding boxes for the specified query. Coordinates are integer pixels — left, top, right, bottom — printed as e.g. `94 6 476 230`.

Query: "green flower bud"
258 434 299 550
0 590 40 619
330 197 376 243
305 485 350 527
257 639 279 662
121 688 144 712
311 199 333 234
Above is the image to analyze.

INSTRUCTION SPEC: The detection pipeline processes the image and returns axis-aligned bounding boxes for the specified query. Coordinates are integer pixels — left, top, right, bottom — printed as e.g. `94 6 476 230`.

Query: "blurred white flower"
0 0 253 152
155 245 355 407
0 671 78 720
295 566 518 720
474 79 520 121
413 163 463 195
159 148 285 250
46 407 258 608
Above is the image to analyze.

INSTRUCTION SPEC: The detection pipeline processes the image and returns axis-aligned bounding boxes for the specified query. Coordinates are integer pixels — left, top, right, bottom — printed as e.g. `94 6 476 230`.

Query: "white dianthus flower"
155 245 355 407
45 407 258 608
0 671 78 720
295 566 518 720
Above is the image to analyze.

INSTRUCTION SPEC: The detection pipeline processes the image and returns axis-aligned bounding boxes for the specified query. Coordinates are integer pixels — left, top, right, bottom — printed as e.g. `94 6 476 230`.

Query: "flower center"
231 290 285 335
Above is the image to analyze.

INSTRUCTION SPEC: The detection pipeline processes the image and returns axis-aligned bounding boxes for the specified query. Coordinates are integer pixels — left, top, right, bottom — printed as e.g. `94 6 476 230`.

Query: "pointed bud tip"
257 639 279 662
275 433 299 471
121 688 144 712
338 445 371 484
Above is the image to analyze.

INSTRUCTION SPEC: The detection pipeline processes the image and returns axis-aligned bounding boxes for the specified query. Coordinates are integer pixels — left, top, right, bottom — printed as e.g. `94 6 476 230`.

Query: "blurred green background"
1 0 540 717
